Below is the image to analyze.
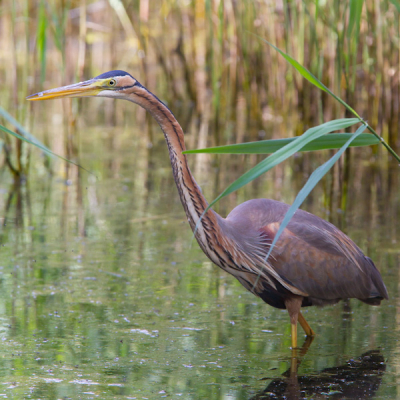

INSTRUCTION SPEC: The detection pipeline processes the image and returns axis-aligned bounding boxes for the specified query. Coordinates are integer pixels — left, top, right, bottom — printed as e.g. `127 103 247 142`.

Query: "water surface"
0 116 398 399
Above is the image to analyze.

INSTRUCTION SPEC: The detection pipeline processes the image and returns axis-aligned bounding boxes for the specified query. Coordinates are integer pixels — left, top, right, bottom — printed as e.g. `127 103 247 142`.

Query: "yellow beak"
26 79 103 101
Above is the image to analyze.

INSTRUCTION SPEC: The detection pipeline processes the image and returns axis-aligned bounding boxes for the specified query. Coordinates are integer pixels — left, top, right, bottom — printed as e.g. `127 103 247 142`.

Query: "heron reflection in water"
250 342 385 399
27 71 388 348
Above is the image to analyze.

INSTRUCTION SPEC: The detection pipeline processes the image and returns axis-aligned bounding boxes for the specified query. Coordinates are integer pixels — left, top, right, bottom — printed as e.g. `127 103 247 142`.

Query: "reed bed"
0 0 399 174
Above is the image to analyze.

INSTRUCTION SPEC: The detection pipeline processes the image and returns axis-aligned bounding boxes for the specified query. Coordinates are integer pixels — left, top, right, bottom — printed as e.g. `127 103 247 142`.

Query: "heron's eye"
108 79 116 87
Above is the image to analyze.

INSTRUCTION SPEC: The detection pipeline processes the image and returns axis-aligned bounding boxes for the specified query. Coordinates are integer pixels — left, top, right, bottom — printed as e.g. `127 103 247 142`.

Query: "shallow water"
0 114 399 399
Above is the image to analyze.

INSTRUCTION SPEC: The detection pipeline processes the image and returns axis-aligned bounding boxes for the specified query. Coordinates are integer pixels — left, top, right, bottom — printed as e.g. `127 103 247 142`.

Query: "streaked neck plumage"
123 85 221 257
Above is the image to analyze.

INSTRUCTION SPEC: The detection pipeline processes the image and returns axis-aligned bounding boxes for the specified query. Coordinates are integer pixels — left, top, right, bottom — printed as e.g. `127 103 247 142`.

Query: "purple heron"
27 71 388 348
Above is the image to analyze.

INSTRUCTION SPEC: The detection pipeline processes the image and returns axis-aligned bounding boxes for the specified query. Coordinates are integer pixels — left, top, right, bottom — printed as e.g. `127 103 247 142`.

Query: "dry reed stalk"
0 0 399 178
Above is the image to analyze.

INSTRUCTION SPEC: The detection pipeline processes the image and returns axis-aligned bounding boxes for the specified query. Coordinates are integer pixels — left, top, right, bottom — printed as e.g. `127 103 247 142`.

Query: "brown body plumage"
27 70 388 348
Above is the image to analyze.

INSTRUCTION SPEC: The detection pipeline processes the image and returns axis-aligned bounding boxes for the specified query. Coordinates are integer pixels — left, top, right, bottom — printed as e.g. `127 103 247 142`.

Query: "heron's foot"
298 312 315 337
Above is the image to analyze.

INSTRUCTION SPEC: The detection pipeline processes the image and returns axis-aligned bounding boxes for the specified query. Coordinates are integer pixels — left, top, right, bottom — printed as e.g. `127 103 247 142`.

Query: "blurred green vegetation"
0 0 400 179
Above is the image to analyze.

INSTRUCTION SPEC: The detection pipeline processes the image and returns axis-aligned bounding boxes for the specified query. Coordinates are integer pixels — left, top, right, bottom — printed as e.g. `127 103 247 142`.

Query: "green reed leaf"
256 35 362 120
202 118 359 213
264 124 367 262
46 2 69 57
257 35 400 163
0 106 50 153
0 120 91 174
262 38 327 93
37 0 48 84
184 133 378 155
348 0 364 37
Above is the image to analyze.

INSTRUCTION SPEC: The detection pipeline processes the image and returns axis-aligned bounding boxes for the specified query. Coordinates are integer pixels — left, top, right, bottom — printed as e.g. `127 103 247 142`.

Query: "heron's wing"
260 214 388 302
223 199 388 302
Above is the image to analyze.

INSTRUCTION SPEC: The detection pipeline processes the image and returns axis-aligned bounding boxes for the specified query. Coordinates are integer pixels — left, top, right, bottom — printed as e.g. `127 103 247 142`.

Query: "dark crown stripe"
95 70 133 79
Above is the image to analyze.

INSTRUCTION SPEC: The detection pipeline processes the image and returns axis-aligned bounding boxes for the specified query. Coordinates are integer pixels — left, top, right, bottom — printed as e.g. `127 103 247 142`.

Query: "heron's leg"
298 312 315 337
284 296 303 349
291 323 298 349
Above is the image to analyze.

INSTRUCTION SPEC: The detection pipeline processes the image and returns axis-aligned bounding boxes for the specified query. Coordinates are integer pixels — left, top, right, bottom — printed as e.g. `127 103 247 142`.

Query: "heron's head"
27 70 141 101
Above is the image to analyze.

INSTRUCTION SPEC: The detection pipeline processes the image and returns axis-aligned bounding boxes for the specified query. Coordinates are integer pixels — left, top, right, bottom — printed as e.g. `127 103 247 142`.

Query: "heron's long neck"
129 89 221 252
